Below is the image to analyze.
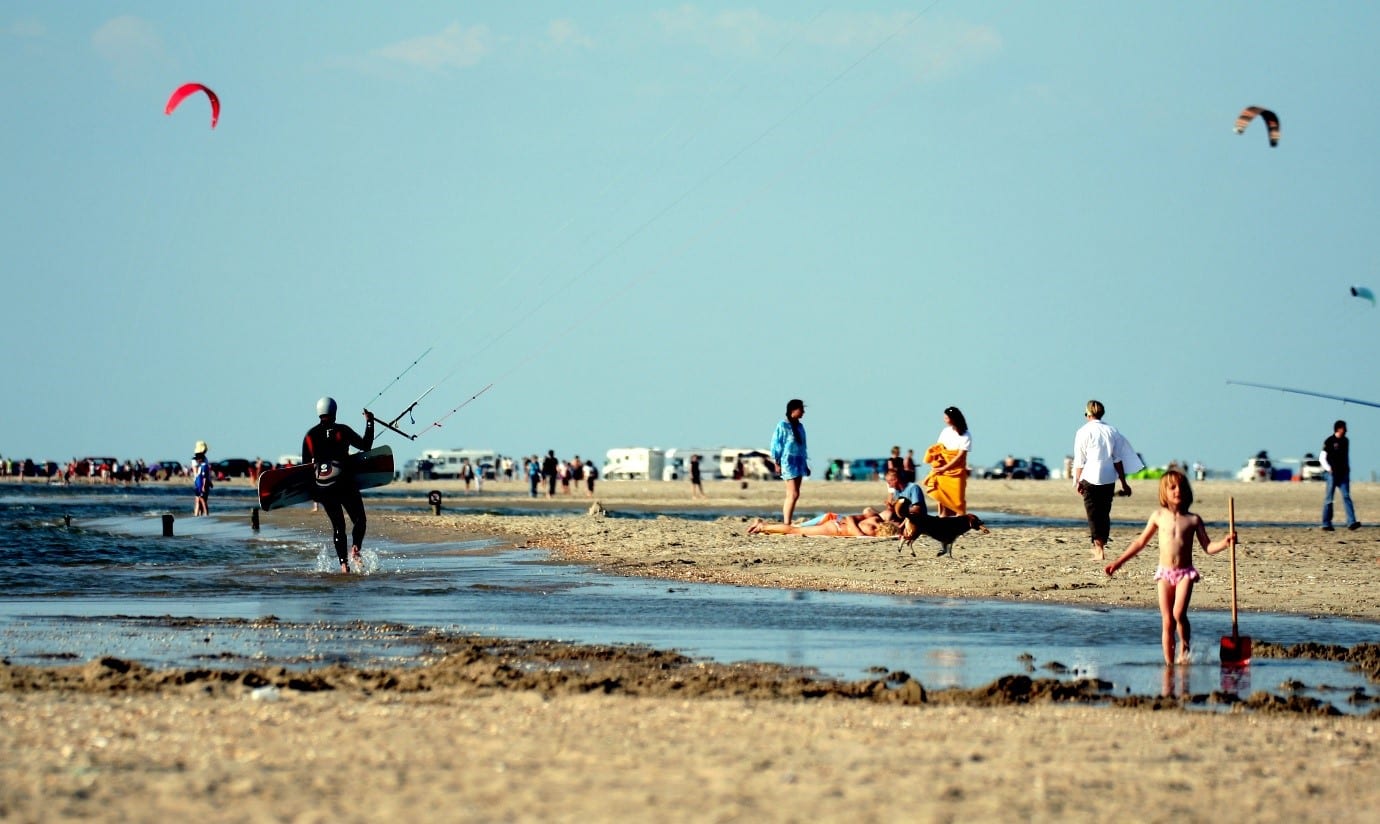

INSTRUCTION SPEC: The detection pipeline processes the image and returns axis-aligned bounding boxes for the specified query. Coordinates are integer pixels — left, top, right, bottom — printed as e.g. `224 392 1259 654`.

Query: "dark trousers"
1080 481 1116 545
319 486 367 562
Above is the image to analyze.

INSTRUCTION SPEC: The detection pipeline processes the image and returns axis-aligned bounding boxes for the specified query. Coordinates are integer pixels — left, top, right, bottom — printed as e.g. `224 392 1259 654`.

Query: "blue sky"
5 2 1380 479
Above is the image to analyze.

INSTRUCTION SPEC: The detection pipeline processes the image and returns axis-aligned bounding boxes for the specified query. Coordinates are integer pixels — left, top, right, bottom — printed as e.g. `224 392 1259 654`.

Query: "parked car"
212 458 255 479
401 458 434 482
75 457 119 477
1236 455 1272 482
984 457 1049 480
150 460 184 479
1300 454 1325 481
843 458 887 482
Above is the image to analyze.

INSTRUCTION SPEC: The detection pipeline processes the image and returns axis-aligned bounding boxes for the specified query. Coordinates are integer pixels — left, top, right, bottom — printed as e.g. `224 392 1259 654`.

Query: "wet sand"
3 478 1379 820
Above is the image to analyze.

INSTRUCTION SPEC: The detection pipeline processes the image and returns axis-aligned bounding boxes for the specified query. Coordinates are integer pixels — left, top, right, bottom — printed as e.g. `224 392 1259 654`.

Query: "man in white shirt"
1072 399 1144 561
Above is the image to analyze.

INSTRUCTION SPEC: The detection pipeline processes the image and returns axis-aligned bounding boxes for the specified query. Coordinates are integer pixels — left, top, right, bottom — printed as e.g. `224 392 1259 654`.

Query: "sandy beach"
3 477 1379 821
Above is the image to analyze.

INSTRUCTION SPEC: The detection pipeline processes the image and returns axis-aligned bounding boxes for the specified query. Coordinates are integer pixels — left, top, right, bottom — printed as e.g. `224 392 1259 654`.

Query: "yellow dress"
921 443 967 515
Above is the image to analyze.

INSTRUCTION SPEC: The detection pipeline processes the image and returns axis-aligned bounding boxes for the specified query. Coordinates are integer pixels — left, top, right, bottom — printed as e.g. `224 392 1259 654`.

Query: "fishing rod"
1226 380 1380 410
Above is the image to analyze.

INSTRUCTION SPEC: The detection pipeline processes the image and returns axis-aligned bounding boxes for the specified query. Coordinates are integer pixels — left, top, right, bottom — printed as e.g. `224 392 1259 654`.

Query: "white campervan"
419 448 499 480
602 448 665 481
719 447 777 481
662 448 727 482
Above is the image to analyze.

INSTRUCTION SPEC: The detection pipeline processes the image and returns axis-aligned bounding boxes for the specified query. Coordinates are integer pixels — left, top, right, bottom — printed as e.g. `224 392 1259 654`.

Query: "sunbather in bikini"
747 509 896 537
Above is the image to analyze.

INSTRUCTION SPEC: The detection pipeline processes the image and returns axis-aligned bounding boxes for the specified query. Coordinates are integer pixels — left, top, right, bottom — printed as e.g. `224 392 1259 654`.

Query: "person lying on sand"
748 509 898 537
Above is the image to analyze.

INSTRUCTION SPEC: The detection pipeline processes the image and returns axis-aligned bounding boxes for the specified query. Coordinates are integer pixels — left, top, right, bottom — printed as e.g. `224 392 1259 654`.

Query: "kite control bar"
365 403 420 441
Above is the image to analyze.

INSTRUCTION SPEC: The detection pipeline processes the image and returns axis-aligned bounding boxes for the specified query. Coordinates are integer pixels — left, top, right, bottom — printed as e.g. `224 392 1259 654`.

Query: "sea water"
1 483 1376 713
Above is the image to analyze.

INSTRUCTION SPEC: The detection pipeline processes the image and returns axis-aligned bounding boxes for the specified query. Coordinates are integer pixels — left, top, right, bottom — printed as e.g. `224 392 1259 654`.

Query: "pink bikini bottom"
1154 566 1201 586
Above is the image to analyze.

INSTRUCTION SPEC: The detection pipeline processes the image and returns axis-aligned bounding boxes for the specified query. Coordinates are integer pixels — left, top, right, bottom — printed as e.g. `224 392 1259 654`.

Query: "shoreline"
343 478 1380 622
4 478 1380 819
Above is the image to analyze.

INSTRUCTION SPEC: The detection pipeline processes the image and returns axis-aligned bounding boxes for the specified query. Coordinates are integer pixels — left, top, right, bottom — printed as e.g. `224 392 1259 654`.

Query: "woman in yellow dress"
922 406 971 517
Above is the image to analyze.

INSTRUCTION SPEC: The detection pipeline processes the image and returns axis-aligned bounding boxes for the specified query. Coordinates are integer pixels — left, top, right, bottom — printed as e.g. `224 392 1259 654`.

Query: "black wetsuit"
302 417 374 564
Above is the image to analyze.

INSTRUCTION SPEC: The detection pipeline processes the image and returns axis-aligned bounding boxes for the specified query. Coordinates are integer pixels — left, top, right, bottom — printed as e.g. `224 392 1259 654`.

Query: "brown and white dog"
892 500 990 557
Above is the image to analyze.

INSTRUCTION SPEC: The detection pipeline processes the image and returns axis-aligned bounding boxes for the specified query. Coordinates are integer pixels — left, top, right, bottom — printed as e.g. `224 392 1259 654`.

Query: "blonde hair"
874 521 900 537
1158 469 1193 511
1085 399 1105 419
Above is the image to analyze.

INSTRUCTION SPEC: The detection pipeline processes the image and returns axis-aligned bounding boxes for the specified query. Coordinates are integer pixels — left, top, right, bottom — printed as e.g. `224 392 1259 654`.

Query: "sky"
5 1 1380 479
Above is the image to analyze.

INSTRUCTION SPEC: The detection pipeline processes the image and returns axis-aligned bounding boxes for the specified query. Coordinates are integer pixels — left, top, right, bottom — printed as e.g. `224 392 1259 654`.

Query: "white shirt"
937 427 972 452
1073 418 1143 485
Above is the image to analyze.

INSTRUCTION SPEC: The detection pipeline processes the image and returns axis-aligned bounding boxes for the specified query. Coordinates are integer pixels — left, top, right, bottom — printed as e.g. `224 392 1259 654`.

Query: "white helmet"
316 396 338 417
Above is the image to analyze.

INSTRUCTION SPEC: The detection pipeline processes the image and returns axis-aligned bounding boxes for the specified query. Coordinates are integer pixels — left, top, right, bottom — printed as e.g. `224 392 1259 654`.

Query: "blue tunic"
770 419 809 480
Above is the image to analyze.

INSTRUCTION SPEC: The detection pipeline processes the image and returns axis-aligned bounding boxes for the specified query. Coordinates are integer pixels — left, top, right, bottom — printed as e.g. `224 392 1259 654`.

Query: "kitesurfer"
303 397 375 573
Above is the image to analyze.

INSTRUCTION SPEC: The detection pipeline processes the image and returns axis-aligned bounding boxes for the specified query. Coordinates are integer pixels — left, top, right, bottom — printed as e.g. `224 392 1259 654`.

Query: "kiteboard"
257 446 395 511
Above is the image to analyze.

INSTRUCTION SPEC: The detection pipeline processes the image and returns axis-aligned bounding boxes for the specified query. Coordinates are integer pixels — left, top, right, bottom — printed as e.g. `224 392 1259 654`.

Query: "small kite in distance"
165 82 220 129
1351 286 1375 306
1233 106 1279 147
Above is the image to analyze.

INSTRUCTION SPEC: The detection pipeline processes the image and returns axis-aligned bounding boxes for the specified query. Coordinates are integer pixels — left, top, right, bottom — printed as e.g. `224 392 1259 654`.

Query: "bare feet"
1090 542 1105 561
350 546 363 571
339 561 349 574
747 518 764 535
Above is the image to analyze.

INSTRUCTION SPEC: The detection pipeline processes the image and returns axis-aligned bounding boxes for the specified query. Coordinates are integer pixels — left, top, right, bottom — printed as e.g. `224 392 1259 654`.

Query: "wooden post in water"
162 513 174 537
251 507 260 531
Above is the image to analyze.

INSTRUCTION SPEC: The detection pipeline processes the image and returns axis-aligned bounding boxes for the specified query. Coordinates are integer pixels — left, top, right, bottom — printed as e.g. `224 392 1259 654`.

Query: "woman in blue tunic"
770 399 809 524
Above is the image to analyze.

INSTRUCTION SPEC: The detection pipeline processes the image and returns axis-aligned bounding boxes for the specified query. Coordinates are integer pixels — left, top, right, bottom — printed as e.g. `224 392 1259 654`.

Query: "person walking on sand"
1104 470 1236 666
191 441 211 516
770 399 809 524
302 397 375 574
585 459 598 497
1073 399 1143 561
922 407 971 517
528 456 542 498
1321 419 1361 532
542 450 559 498
690 453 707 499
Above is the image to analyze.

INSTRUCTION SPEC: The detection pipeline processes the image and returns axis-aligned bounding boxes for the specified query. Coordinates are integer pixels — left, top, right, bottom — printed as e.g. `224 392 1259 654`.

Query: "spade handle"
1229 497 1239 637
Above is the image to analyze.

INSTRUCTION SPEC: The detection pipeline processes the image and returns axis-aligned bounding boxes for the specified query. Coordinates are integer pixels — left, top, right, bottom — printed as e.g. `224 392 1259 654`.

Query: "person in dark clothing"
1321 419 1360 531
542 450 559 498
303 396 375 573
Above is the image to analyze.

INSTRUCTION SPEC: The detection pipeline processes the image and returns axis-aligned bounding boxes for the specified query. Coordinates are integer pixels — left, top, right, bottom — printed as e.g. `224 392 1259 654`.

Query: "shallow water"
1 484 1375 712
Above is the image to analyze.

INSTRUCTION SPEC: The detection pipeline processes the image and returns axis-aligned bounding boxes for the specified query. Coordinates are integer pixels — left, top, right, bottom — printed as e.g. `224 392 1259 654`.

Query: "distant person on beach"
571 457 584 494
886 446 905 483
690 454 706 499
1072 399 1143 561
922 406 971 517
1104 470 1236 666
903 449 917 484
770 399 809 524
191 441 211 516
542 450 559 498
1320 419 1361 531
302 397 375 574
528 456 542 498
585 459 598 497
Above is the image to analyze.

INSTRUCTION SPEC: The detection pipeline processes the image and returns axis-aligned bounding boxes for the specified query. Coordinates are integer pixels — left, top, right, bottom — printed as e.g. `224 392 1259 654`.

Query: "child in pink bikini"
1104 470 1236 665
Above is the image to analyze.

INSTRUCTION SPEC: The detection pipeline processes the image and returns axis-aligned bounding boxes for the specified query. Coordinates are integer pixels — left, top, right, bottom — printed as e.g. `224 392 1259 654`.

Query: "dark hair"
786 398 805 415
1335 420 1347 431
944 406 968 435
